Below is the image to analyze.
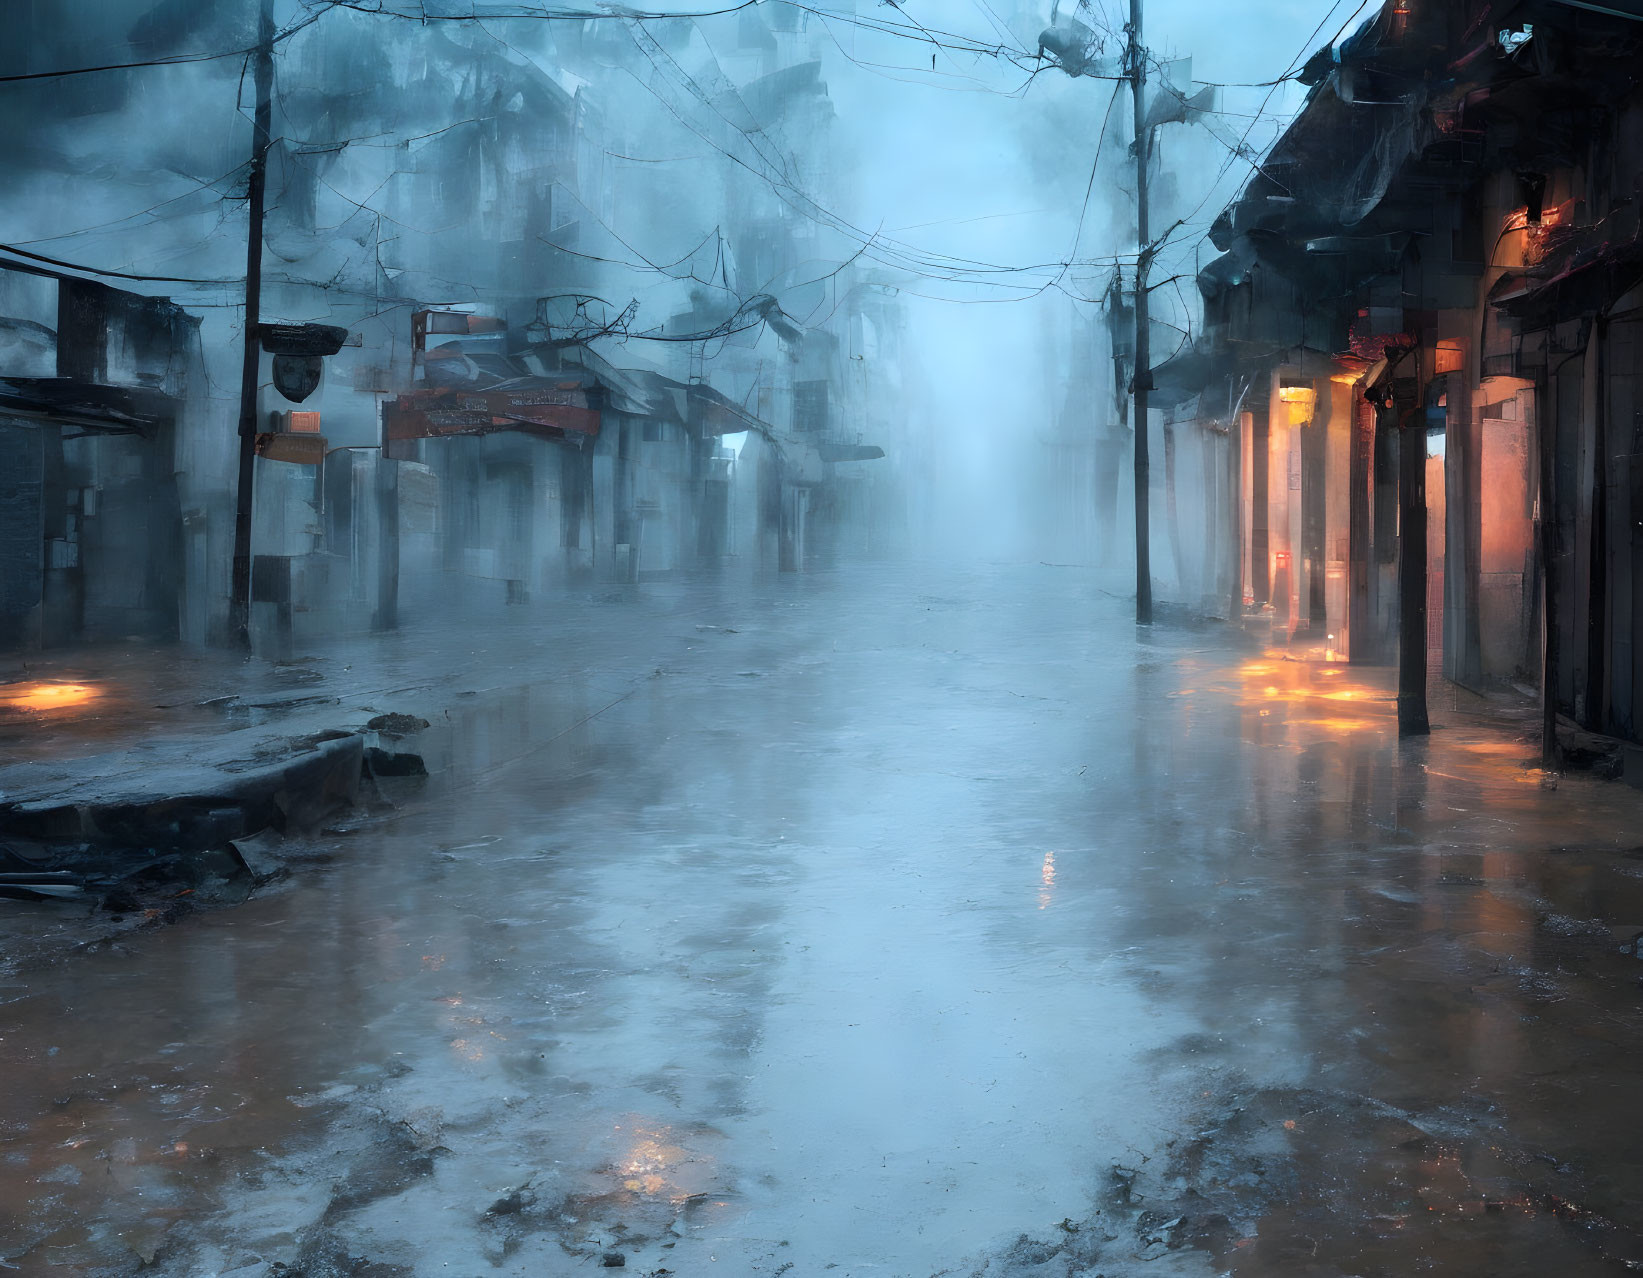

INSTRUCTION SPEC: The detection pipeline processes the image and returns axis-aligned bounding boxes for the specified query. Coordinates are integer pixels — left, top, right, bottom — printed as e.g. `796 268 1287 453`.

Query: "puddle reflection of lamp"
2 682 99 712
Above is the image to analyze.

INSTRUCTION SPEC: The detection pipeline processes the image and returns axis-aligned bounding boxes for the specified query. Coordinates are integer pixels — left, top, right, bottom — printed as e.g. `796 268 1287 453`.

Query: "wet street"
4 562 1643 1277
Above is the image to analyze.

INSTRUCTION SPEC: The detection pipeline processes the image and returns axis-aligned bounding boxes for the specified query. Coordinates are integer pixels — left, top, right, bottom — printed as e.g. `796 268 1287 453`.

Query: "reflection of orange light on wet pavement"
1459 740 1531 759
1 682 101 712
616 1122 706 1201
1225 656 1396 725
1305 716 1390 736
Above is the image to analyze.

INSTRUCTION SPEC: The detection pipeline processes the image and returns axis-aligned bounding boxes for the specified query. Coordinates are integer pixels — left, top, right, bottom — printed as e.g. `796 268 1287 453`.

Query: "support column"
373 454 398 632
1537 362 1562 767
1397 386 1430 736
1443 365 1483 687
1584 317 1609 730
1349 389 1373 661
1235 408 1252 618
1267 371 1293 627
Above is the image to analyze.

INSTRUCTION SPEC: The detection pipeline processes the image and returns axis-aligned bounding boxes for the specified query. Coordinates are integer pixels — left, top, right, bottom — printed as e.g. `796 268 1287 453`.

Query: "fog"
0 0 1346 644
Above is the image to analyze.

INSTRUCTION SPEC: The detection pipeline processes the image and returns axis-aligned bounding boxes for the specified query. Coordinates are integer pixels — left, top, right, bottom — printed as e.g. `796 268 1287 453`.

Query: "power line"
0 5 328 84
0 46 255 84
8 162 251 247
620 21 1131 295
0 242 240 285
0 0 1134 314
809 19 1044 96
1139 0 1361 267
1064 81 1126 268
328 0 1041 62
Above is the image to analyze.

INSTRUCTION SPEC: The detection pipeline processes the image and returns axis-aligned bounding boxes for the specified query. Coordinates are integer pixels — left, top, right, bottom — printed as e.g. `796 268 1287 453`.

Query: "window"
795 380 829 433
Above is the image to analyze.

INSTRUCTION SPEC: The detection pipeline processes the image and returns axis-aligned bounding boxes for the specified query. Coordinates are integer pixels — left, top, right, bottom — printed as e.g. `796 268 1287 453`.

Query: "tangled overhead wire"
0 0 1328 327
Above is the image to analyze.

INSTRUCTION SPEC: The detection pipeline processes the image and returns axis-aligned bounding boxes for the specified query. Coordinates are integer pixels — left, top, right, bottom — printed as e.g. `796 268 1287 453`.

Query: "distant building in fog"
0 264 206 648
0 2 912 654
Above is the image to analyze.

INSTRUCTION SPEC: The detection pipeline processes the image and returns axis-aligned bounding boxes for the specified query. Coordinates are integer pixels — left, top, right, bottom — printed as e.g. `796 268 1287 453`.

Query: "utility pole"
1127 0 1153 625
229 0 276 648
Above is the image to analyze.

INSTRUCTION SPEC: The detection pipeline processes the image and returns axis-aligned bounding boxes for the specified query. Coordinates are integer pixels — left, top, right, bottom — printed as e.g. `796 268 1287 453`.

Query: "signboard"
383 386 600 442
258 322 350 356
257 433 326 465
817 442 885 462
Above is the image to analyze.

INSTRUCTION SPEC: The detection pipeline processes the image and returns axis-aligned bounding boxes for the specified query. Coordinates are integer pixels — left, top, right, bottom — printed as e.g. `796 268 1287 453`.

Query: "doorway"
1426 423 1446 673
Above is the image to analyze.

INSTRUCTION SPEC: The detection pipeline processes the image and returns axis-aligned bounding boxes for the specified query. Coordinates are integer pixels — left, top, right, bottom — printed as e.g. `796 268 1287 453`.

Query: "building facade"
1156 0 1643 755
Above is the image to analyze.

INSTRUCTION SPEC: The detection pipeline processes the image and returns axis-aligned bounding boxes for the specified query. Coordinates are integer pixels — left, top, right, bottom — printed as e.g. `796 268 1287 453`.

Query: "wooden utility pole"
229 0 276 648
1127 0 1153 625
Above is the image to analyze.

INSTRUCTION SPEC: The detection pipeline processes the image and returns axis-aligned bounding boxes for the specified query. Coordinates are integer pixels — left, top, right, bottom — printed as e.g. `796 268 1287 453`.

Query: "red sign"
383 385 600 442
1347 309 1414 362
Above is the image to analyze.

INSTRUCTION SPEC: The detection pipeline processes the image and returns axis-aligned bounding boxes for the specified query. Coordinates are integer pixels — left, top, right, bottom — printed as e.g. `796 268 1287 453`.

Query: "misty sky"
829 0 1365 550
1 0 1370 555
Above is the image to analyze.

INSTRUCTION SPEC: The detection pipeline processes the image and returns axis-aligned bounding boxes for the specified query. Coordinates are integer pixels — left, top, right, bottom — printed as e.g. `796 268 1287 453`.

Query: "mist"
11 3 1643 1276
0 0 1326 638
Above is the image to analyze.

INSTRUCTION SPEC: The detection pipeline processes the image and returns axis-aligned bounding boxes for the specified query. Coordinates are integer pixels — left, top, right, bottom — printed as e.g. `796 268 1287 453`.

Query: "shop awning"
383 383 600 443
686 382 767 436
1495 238 1643 325
816 442 885 462
0 377 180 437
557 355 775 438
385 341 780 444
